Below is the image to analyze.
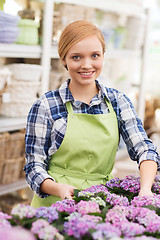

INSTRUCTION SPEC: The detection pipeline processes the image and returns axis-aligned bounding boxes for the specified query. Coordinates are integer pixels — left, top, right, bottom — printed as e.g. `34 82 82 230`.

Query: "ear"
62 59 66 66
62 60 68 70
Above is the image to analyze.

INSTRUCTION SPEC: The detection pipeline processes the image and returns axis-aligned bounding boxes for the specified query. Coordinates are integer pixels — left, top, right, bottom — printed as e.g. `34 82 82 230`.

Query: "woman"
25 20 160 208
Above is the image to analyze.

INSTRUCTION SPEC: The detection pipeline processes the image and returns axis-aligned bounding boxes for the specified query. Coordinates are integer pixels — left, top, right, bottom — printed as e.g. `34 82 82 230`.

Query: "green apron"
31 98 119 207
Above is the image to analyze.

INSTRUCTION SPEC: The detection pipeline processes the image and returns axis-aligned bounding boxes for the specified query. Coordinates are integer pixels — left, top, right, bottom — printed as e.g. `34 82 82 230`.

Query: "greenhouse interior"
0 0 160 239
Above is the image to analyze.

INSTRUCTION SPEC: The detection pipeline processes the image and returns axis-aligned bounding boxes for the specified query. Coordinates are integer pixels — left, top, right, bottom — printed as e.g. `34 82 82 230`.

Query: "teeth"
81 72 92 75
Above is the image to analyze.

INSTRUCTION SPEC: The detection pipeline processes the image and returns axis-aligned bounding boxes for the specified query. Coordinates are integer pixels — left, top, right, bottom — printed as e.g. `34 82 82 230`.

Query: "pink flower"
31 219 63 240
0 226 35 240
0 212 12 220
77 200 101 215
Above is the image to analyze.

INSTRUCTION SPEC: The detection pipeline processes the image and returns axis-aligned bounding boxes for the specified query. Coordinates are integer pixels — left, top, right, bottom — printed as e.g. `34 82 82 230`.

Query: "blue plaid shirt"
24 79 160 197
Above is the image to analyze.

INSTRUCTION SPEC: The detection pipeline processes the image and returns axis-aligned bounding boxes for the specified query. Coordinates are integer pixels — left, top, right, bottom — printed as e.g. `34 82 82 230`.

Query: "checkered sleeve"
117 92 160 170
24 96 55 198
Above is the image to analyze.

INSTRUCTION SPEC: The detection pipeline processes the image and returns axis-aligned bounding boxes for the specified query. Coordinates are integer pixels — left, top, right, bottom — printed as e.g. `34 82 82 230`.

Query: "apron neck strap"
65 101 74 114
104 97 114 113
65 97 113 114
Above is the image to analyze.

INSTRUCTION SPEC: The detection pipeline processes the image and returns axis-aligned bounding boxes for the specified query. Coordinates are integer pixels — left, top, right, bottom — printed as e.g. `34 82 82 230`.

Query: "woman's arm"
116 91 160 197
25 96 54 198
139 160 157 196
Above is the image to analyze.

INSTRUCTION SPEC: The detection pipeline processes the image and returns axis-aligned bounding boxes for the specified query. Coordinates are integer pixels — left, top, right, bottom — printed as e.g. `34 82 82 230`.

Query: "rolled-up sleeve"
118 92 160 170
24 97 55 198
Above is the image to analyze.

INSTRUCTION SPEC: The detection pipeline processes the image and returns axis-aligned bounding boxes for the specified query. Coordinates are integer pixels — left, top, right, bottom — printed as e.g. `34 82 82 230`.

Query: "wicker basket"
5 80 40 102
1 156 25 184
0 162 3 183
0 132 10 162
5 131 25 159
0 100 35 117
7 64 42 81
20 157 26 179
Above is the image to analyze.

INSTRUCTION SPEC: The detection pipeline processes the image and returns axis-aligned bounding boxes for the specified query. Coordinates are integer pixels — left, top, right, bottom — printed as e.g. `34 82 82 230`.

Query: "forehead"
67 35 103 54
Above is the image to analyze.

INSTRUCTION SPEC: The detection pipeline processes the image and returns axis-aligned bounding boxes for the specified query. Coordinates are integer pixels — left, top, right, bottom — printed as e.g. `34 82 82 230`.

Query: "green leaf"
143 205 160 216
73 189 80 198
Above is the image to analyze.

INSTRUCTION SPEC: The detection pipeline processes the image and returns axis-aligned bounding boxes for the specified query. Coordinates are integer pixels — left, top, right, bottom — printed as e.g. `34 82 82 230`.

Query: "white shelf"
0 43 59 59
0 116 26 133
0 43 140 60
55 0 144 17
0 44 41 58
0 179 27 196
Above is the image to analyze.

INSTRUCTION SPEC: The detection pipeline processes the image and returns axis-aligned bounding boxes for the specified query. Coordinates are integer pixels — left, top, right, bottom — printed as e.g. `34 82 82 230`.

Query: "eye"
72 56 80 60
92 54 99 58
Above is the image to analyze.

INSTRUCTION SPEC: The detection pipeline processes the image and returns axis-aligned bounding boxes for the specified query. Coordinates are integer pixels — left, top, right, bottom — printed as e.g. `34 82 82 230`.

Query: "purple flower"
106 175 140 194
52 199 76 214
36 206 58 223
64 213 100 239
92 222 121 239
105 192 129 206
78 184 109 197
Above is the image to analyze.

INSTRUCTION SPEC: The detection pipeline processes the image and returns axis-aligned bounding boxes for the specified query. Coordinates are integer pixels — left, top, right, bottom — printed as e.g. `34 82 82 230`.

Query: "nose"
81 58 92 69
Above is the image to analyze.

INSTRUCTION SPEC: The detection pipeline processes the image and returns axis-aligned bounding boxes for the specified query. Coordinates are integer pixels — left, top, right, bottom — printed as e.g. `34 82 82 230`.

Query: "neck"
69 80 98 105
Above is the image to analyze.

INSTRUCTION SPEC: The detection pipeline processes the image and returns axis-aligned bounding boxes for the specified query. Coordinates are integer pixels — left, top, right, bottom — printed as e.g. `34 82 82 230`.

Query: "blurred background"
0 0 160 213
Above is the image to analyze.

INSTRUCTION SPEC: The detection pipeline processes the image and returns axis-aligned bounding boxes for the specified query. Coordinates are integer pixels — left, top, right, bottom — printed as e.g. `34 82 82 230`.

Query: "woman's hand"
139 160 157 197
56 183 76 200
138 187 154 197
40 178 76 200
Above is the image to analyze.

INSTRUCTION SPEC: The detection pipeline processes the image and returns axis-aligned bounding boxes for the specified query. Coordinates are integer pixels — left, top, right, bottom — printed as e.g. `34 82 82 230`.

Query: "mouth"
78 71 94 77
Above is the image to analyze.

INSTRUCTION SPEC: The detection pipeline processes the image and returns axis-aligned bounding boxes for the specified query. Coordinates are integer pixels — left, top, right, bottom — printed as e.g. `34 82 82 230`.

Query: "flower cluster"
64 213 101 239
105 175 140 195
36 206 59 223
105 192 129 206
11 204 37 219
0 226 35 240
77 200 101 214
31 219 64 240
152 175 160 194
78 184 109 197
1 175 160 239
52 199 77 214
131 194 160 208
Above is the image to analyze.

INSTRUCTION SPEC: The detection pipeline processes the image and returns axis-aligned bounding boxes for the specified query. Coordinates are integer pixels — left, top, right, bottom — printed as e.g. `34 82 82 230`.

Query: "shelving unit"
0 116 26 132
55 0 144 17
0 179 27 196
0 0 150 195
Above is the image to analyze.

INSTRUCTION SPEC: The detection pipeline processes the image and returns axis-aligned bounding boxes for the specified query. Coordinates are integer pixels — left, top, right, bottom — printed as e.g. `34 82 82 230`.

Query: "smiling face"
63 35 104 87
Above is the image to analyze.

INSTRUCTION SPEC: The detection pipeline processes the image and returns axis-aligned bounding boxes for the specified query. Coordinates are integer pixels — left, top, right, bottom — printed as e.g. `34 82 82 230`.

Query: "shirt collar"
59 79 110 105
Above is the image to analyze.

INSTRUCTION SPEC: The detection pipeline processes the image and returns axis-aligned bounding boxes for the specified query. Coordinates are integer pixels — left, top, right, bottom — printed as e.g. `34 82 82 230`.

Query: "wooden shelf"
0 179 27 196
0 116 26 133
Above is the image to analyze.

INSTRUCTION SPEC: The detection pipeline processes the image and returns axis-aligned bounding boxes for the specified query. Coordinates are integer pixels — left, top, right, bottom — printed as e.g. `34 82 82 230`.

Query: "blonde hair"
58 20 106 61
